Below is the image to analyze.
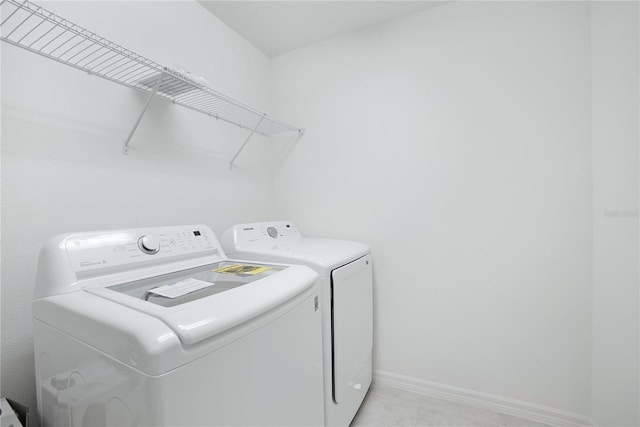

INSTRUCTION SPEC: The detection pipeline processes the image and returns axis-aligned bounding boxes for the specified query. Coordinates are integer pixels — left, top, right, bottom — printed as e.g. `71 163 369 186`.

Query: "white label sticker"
148 278 214 299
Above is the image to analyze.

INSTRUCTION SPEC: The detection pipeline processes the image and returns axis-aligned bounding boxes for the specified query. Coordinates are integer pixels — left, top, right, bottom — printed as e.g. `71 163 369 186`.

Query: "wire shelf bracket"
123 71 165 155
0 0 305 166
229 115 265 170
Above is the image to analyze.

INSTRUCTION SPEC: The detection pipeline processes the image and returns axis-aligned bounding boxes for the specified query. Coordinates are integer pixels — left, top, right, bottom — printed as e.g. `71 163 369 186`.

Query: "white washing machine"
33 224 325 427
222 221 372 427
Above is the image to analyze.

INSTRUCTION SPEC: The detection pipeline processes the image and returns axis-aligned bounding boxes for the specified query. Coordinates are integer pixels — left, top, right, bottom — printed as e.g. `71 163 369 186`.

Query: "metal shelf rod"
123 72 164 155
229 115 265 170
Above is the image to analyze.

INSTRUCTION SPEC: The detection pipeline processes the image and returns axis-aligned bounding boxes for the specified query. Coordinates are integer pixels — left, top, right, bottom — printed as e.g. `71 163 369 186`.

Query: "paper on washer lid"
148 278 214 299
213 264 272 276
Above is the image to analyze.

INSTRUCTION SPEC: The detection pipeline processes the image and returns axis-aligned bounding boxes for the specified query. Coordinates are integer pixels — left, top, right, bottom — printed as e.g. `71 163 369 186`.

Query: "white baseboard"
373 370 595 427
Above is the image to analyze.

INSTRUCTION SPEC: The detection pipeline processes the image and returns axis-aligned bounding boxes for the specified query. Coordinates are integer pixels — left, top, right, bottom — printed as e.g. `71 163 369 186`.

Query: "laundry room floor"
350 383 552 427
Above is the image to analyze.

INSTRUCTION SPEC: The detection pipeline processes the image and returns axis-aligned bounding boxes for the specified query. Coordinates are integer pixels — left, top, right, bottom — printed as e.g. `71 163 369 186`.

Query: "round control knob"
138 235 160 254
267 226 278 238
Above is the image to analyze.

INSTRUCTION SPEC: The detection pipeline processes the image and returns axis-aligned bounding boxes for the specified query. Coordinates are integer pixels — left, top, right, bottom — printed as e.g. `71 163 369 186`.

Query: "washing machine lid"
86 260 317 346
232 238 370 275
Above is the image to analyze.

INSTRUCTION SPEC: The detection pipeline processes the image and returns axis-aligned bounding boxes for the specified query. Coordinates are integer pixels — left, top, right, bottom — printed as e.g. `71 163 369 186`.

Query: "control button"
169 239 176 246
138 235 160 255
267 226 278 238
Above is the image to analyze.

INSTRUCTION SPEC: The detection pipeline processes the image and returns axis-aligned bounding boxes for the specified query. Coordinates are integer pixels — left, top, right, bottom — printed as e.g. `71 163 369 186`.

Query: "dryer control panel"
222 221 301 252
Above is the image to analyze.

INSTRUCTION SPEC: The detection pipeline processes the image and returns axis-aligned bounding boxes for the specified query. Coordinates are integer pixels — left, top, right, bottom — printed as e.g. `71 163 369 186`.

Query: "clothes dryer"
222 221 372 427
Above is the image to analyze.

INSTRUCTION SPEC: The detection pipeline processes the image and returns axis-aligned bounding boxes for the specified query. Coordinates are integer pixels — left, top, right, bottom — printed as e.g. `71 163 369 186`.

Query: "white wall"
271 1 594 416
591 2 640 426
1 0 276 417
3 1 638 423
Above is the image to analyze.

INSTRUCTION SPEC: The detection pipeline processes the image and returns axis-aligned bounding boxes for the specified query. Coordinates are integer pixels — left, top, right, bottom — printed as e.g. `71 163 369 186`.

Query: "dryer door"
331 254 373 410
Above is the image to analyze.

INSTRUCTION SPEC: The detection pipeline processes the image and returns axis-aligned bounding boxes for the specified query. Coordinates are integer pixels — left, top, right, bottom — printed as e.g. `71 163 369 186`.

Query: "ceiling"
198 1 447 57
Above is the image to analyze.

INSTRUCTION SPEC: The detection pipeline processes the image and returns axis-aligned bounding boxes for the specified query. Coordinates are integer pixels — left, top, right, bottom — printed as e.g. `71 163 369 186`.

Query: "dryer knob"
138 235 160 254
267 227 278 238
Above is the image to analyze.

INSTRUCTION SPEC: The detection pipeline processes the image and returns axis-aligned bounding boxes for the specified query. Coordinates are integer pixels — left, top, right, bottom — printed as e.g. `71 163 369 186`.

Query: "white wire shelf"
0 0 303 166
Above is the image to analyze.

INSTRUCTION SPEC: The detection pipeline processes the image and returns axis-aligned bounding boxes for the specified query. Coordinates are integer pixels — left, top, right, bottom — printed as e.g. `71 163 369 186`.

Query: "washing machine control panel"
65 225 221 274
226 221 302 251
